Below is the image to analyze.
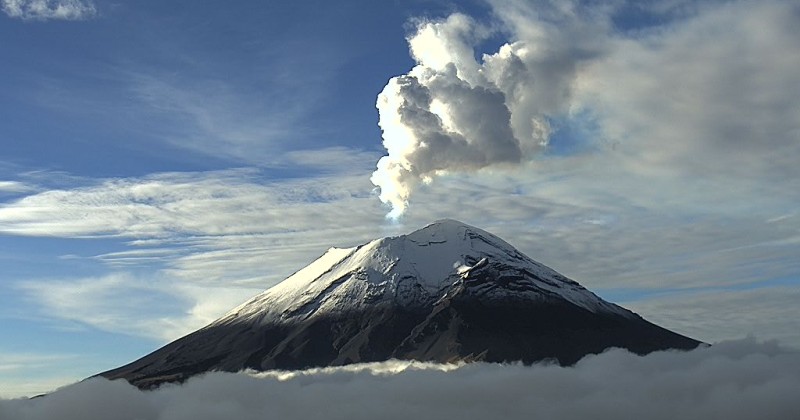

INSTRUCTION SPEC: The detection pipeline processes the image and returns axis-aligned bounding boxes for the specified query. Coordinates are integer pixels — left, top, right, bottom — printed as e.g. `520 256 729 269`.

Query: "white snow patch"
214 219 632 326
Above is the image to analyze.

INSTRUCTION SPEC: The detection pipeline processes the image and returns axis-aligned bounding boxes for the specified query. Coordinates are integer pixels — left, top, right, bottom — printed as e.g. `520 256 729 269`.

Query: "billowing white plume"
371 12 604 218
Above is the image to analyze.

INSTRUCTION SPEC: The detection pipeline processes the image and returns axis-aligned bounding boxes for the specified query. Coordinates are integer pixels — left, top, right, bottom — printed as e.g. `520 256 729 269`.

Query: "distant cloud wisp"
2 0 96 21
0 181 35 194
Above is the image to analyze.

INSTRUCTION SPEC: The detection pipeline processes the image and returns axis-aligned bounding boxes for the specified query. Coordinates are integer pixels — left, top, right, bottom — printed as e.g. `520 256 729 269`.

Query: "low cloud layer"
1 0 96 20
2 339 798 419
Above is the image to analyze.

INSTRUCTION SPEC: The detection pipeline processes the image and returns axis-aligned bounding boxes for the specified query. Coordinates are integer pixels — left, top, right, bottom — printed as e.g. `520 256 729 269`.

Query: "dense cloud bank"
2 339 798 419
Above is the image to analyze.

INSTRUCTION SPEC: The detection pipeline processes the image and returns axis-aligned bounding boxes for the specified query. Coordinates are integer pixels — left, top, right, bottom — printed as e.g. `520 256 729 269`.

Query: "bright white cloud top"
372 13 560 218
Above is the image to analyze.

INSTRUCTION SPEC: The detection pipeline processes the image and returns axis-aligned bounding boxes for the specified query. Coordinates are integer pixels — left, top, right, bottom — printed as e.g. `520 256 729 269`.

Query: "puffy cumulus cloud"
371 0 800 218
371 7 610 218
2 339 799 419
1 0 95 20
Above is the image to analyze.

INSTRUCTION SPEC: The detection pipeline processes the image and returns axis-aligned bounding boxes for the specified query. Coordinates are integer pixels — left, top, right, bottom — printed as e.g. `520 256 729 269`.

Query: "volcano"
100 219 700 389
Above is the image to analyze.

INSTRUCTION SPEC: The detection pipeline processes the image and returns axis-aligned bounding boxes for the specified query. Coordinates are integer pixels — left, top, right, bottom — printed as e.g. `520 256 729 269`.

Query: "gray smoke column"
371 11 605 218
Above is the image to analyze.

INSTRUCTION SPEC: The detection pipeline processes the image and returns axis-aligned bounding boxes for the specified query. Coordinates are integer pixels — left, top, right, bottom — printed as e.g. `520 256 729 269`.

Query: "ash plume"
371 11 605 218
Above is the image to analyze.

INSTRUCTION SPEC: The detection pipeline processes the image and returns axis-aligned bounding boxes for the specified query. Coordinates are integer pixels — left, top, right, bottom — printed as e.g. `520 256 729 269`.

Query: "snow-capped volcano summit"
101 219 700 389
217 219 631 325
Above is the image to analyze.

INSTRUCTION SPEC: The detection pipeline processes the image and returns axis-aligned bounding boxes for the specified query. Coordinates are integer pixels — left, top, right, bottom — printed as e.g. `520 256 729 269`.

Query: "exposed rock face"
100 219 700 389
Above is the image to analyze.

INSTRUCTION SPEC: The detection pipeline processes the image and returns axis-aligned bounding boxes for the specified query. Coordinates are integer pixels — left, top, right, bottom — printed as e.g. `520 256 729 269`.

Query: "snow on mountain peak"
215 219 632 326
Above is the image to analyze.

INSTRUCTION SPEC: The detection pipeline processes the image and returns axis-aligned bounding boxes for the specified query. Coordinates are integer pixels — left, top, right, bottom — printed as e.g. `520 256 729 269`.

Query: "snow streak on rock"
215 219 630 324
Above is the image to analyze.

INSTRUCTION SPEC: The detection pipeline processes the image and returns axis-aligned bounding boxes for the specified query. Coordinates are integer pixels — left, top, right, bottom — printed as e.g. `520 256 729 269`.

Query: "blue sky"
1 0 799 398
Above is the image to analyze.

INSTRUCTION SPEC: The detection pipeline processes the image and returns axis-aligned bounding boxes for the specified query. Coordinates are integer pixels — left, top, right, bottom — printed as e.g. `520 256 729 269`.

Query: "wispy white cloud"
4 0 800 347
0 181 35 194
360 0 800 345
15 272 260 342
2 0 95 21
0 353 74 373
4 0 797 403
19 20 355 167
2 169 390 341
0 169 382 239
572 0 800 181
628 286 800 347
2 339 799 417
126 74 311 164
2 161 799 346
0 169 387 288
16 273 193 340
282 147 381 175
0 353 81 399
398 166 800 288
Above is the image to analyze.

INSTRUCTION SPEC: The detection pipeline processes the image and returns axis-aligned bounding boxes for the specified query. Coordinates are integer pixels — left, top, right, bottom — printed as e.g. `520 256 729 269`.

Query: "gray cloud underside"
2 339 798 419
